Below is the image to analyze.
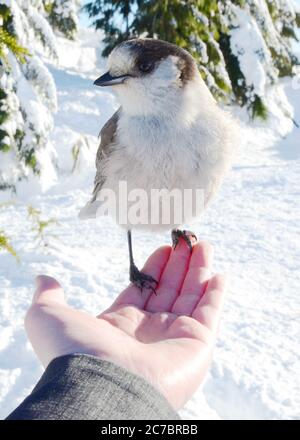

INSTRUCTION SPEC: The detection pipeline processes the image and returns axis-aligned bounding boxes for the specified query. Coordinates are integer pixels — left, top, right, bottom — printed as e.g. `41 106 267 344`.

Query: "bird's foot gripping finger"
171 229 197 252
129 264 158 294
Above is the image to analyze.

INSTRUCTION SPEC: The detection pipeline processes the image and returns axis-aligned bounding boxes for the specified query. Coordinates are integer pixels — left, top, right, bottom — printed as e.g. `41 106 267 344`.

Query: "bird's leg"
171 229 197 253
127 230 158 294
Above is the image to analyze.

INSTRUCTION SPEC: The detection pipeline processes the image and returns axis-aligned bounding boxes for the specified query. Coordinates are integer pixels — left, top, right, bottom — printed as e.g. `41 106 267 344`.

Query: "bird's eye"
138 61 154 73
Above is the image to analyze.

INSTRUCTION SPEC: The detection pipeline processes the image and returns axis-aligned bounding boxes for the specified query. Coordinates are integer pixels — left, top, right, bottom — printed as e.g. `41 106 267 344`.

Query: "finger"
108 245 172 311
192 274 227 333
172 241 213 316
145 238 193 313
32 275 66 305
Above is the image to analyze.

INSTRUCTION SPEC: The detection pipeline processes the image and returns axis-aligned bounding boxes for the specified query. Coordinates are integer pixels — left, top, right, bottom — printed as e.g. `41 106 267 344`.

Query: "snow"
228 2 276 98
0 1 64 190
0 27 299 420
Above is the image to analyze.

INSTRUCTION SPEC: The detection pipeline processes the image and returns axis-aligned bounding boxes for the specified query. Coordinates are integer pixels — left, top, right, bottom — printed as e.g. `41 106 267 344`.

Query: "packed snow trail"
0 29 299 419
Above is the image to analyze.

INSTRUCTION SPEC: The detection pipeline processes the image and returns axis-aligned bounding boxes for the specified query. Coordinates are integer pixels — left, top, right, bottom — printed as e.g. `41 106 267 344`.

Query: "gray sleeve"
6 354 180 420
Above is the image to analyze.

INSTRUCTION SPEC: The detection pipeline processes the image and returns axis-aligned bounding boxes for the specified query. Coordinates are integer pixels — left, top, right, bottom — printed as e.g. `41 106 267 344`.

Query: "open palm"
26 240 226 410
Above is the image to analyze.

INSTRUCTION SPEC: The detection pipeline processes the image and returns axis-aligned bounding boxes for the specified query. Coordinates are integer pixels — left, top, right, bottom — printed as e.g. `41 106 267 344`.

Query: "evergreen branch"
0 28 29 65
0 230 19 261
27 205 59 250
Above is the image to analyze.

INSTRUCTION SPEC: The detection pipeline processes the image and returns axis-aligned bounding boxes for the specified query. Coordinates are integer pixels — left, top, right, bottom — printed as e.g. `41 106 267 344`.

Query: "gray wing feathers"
93 109 120 200
78 109 119 220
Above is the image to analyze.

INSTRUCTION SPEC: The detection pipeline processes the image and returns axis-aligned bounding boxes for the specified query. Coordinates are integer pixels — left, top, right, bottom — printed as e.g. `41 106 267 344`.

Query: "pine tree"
45 0 79 39
0 0 79 191
85 0 300 119
84 0 135 56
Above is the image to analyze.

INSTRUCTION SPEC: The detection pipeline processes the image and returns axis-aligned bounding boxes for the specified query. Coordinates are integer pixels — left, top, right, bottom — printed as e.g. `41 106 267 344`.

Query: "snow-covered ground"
0 29 299 420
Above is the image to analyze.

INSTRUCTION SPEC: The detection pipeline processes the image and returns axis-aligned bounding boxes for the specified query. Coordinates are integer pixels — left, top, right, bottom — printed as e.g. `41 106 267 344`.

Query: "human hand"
25 240 226 410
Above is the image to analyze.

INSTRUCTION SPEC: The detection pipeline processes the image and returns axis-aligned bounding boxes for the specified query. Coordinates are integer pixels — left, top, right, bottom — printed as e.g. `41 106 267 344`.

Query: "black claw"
171 229 197 253
130 264 158 294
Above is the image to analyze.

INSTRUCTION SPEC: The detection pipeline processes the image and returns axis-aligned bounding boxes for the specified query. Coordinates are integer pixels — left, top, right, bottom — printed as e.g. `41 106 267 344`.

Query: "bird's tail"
78 200 101 220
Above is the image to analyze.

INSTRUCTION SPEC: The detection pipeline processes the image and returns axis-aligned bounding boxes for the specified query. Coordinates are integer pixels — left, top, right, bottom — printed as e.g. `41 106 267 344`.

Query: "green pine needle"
0 231 19 261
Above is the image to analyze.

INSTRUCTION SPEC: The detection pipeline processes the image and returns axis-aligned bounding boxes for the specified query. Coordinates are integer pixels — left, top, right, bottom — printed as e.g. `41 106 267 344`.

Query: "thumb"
33 275 66 305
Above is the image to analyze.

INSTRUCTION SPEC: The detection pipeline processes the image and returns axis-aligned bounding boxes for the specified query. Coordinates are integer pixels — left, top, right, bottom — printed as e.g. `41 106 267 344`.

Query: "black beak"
94 72 130 87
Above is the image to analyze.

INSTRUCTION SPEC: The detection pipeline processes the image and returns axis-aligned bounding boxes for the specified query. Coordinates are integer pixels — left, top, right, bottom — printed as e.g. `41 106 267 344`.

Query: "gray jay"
79 38 239 292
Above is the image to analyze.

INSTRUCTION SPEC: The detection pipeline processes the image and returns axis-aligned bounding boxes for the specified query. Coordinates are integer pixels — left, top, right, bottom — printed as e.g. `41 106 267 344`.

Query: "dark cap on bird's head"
94 38 198 88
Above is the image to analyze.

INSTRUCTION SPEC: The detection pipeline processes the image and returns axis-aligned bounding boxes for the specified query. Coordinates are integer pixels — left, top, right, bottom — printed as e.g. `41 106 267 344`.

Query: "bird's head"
94 38 211 116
